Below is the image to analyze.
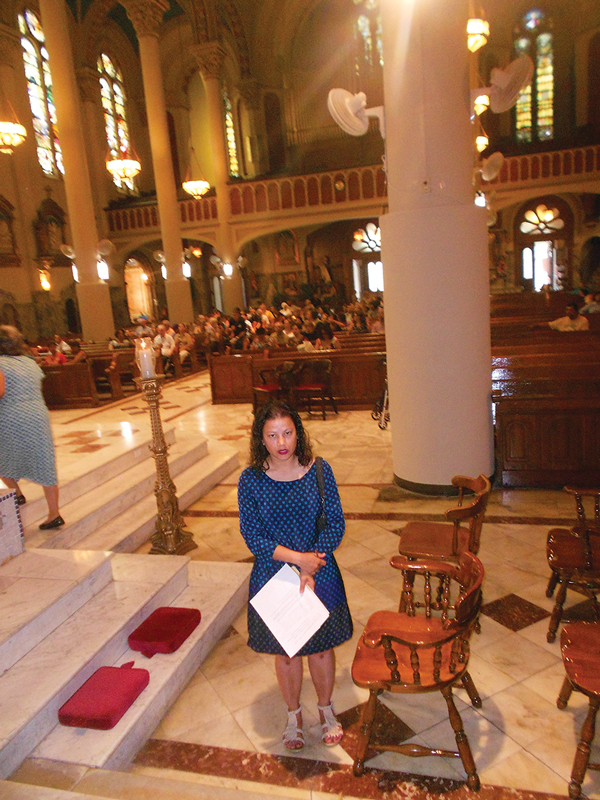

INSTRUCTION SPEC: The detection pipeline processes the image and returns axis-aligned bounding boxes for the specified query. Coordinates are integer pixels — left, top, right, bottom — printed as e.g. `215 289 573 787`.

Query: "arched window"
97 53 136 192
17 9 63 177
223 89 239 178
514 8 554 143
353 0 383 78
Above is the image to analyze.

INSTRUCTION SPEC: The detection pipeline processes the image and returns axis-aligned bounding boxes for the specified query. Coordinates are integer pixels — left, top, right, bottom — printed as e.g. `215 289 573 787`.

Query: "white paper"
250 564 330 657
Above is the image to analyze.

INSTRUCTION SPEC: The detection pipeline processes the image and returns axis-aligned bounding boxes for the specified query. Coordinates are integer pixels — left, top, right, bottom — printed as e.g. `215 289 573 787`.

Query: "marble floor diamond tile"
481 594 551 631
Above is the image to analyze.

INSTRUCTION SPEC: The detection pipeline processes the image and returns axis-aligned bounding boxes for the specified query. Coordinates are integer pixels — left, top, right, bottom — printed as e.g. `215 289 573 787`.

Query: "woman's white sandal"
318 702 343 746
283 706 304 750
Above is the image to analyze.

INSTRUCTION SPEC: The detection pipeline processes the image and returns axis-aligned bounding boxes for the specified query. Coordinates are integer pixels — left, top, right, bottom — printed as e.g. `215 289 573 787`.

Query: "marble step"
0 551 114 677
0 783 113 800
70 439 239 555
32 561 251 772
0 554 190 780
19 428 176 530
25 435 209 551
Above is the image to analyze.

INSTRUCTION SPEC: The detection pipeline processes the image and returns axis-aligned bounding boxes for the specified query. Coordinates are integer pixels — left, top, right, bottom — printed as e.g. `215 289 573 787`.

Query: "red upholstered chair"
397 475 491 561
293 359 338 419
556 621 600 799
351 552 484 790
546 488 600 643
252 360 295 413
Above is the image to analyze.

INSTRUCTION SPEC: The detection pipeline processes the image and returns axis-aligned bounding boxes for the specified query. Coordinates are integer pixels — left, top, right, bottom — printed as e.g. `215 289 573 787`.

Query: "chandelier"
106 151 141 180
0 87 27 154
182 146 210 199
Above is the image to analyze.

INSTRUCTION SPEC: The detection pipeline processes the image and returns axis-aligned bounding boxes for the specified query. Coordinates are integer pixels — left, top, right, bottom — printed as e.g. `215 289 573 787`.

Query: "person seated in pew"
269 321 289 348
249 326 272 351
53 333 72 355
315 322 341 351
109 329 133 349
296 330 315 353
175 323 194 363
44 341 67 366
153 324 175 373
580 291 600 315
134 316 153 337
68 341 88 363
548 303 589 331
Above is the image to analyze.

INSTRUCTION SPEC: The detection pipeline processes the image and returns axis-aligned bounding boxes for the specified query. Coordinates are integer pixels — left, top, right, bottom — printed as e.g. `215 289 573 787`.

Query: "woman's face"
262 415 297 464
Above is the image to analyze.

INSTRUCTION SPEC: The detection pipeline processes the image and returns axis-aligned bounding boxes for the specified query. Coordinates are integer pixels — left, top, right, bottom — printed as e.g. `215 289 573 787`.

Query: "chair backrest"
375 553 484 688
446 474 491 554
564 486 600 532
295 358 332 385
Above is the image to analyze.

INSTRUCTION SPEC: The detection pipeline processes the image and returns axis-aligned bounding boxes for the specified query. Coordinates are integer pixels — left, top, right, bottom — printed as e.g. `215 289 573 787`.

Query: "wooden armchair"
546 487 600 643
397 475 491 560
556 621 600 798
293 358 338 419
251 360 295 413
351 552 484 790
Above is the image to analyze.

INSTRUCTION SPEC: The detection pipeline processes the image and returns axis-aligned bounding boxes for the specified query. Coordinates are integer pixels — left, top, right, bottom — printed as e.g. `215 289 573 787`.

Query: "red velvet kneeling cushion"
58 662 149 729
128 606 201 658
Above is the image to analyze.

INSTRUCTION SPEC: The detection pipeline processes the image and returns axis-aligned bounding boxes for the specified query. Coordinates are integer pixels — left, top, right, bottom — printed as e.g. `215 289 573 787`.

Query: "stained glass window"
353 0 383 77
223 90 239 178
97 53 136 192
513 9 553 143
18 9 63 177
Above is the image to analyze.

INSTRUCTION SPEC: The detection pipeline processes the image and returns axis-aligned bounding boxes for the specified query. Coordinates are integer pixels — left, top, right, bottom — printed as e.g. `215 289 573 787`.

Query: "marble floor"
8 371 599 799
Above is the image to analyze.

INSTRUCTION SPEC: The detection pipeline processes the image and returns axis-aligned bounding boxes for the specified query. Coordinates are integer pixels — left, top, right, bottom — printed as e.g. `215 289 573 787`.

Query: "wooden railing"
488 144 600 190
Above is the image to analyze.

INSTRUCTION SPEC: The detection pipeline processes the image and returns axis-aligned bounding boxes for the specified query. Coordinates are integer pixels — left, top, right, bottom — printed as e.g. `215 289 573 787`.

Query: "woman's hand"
297 551 326 576
299 570 316 594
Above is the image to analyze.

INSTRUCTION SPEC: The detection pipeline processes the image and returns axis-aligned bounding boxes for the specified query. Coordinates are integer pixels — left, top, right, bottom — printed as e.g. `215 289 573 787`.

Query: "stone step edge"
0 553 115 677
70 439 239 555
28 435 209 550
0 555 190 779
19 428 177 528
31 563 251 772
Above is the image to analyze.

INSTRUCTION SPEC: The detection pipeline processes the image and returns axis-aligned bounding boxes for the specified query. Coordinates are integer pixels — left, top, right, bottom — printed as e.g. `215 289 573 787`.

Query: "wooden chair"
251 360 295 413
556 621 600 799
397 475 491 560
293 358 338 419
546 488 600 643
351 552 484 790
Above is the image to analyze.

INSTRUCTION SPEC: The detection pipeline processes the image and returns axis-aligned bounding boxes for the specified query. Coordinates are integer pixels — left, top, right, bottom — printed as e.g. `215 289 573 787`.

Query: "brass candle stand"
135 374 197 555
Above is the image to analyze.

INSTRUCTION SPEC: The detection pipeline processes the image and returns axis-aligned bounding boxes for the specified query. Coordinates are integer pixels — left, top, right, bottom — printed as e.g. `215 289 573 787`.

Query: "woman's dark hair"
321 323 333 340
0 325 29 356
249 401 313 471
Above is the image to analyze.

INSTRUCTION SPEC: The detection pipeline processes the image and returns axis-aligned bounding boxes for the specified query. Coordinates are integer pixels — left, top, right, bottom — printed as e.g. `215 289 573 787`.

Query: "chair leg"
546 569 560 598
547 580 568 643
461 671 482 708
441 685 480 792
557 676 573 709
569 696 600 800
353 689 378 777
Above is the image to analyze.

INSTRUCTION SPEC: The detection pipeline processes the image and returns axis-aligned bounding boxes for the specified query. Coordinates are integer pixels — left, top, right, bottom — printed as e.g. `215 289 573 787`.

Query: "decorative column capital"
192 42 226 81
121 0 169 37
237 78 261 110
77 66 100 104
0 24 22 66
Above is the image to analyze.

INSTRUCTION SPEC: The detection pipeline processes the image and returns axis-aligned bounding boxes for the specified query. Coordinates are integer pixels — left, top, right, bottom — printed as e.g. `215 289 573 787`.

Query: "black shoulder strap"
315 456 325 505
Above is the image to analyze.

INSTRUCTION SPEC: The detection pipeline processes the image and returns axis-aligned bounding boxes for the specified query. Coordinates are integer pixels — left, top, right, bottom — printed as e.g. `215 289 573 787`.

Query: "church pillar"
77 66 110 230
122 0 194 325
38 0 115 341
237 78 266 176
193 43 244 313
380 0 493 492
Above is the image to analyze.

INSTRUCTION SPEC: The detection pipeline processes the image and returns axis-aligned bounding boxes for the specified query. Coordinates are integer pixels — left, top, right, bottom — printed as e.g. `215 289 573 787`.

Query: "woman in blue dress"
0 326 63 528
238 401 352 751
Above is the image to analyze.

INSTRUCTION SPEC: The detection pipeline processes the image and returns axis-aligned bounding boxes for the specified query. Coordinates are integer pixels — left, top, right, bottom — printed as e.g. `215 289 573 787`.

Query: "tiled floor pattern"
12 373 600 799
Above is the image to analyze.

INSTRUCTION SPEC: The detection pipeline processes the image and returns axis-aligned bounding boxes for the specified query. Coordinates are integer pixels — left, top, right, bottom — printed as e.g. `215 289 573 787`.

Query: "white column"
123 0 194 324
193 43 244 313
38 0 115 342
380 0 493 492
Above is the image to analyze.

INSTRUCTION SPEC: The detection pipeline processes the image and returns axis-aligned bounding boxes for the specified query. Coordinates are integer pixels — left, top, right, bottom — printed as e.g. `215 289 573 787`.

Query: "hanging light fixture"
39 268 51 291
106 147 141 181
0 86 27 154
182 146 210 199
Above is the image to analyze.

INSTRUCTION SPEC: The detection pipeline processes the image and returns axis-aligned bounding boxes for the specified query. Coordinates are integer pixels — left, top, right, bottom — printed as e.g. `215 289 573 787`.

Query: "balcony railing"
228 164 387 217
489 144 600 189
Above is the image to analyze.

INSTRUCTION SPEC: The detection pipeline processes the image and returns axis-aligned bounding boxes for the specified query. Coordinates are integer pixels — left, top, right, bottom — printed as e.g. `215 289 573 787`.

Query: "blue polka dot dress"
0 355 57 486
238 459 353 656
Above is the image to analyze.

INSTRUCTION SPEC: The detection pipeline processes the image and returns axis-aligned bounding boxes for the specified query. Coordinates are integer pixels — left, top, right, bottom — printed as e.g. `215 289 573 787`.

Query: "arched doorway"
124 257 157 321
514 196 574 291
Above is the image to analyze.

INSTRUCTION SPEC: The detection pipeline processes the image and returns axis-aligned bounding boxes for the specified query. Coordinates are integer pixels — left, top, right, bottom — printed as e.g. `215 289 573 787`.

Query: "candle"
136 338 156 379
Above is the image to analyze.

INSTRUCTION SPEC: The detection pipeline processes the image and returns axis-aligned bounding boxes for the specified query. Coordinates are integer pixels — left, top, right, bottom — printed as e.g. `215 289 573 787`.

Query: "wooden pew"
208 349 386 410
42 362 100 409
